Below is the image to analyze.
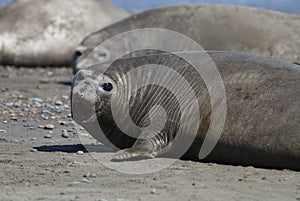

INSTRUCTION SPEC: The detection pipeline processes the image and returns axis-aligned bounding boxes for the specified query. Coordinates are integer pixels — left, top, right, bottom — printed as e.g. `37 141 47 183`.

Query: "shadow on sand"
34 144 113 153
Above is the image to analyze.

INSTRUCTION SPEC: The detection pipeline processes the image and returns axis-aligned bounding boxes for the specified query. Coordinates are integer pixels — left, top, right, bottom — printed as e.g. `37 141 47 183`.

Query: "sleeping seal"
0 0 129 67
71 51 300 170
73 4 300 73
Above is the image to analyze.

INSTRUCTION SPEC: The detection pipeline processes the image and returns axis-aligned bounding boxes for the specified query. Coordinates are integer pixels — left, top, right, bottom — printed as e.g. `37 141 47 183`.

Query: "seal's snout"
74 70 86 84
71 70 98 123
71 88 96 124
72 97 95 123
72 69 93 87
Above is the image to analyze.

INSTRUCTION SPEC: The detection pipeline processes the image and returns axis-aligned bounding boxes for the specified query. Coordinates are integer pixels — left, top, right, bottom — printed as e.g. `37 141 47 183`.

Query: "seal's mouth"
72 100 95 124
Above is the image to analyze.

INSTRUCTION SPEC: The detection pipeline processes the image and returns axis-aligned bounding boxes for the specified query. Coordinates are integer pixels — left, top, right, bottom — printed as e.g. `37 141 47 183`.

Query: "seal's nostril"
75 70 86 82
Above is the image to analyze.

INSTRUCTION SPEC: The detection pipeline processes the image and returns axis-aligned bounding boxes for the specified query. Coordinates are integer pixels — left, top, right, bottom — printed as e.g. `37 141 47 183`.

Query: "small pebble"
151 189 157 194
84 172 97 178
82 178 91 183
3 120 8 124
38 125 44 129
59 121 66 125
32 98 43 103
47 71 53 76
0 74 10 78
17 113 24 117
41 115 49 120
18 95 25 100
44 134 53 139
45 97 53 102
55 101 63 106
13 102 20 108
31 148 38 152
61 104 69 109
9 113 16 117
77 150 84 155
67 181 81 186
59 121 73 127
34 103 42 107
0 130 6 133
1 87 8 92
61 130 69 138
41 110 51 114
44 124 55 130
22 108 31 112
5 102 14 107
62 95 69 100
11 117 18 121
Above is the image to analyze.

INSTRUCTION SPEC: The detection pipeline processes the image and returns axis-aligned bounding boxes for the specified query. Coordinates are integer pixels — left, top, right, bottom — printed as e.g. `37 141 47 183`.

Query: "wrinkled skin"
72 51 300 170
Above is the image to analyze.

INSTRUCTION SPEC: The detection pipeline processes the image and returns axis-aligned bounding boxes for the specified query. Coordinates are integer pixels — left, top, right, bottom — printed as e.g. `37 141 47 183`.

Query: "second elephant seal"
73 4 300 73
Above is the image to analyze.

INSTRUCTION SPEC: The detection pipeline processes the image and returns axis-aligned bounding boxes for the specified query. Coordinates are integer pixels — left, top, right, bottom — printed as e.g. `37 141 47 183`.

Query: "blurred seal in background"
0 0 129 67
73 4 300 73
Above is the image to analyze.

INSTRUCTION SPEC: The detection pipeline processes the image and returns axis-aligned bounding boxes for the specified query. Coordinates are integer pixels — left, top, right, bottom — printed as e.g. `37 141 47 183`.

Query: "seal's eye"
102 82 113 92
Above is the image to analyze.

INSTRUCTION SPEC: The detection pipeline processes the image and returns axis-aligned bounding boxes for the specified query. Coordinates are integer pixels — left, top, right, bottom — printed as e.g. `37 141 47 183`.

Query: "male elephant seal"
71 51 300 170
73 4 300 73
0 0 129 67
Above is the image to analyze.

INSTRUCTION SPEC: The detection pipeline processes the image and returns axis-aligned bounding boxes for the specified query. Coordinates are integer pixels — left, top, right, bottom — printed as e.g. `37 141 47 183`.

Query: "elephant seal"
0 0 129 67
71 51 300 170
73 4 300 73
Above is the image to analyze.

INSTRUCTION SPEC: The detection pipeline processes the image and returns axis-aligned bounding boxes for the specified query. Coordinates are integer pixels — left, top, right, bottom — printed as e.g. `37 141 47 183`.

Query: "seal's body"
73 4 300 73
72 52 300 170
0 0 129 66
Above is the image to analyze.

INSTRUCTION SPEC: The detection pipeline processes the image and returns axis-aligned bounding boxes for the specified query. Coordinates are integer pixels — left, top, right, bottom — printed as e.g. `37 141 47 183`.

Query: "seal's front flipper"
111 139 156 161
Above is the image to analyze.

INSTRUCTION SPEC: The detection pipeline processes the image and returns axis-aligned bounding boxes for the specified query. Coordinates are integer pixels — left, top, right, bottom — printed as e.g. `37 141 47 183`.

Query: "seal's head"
71 66 124 148
72 45 111 74
72 66 116 121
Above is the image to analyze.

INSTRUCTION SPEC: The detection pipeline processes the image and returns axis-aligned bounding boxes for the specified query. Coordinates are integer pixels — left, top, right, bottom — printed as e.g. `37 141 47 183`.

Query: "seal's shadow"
57 80 73 86
34 144 113 153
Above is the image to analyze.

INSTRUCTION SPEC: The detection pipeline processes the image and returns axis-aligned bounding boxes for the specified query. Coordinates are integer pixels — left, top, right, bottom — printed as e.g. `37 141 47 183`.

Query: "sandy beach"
0 66 299 201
